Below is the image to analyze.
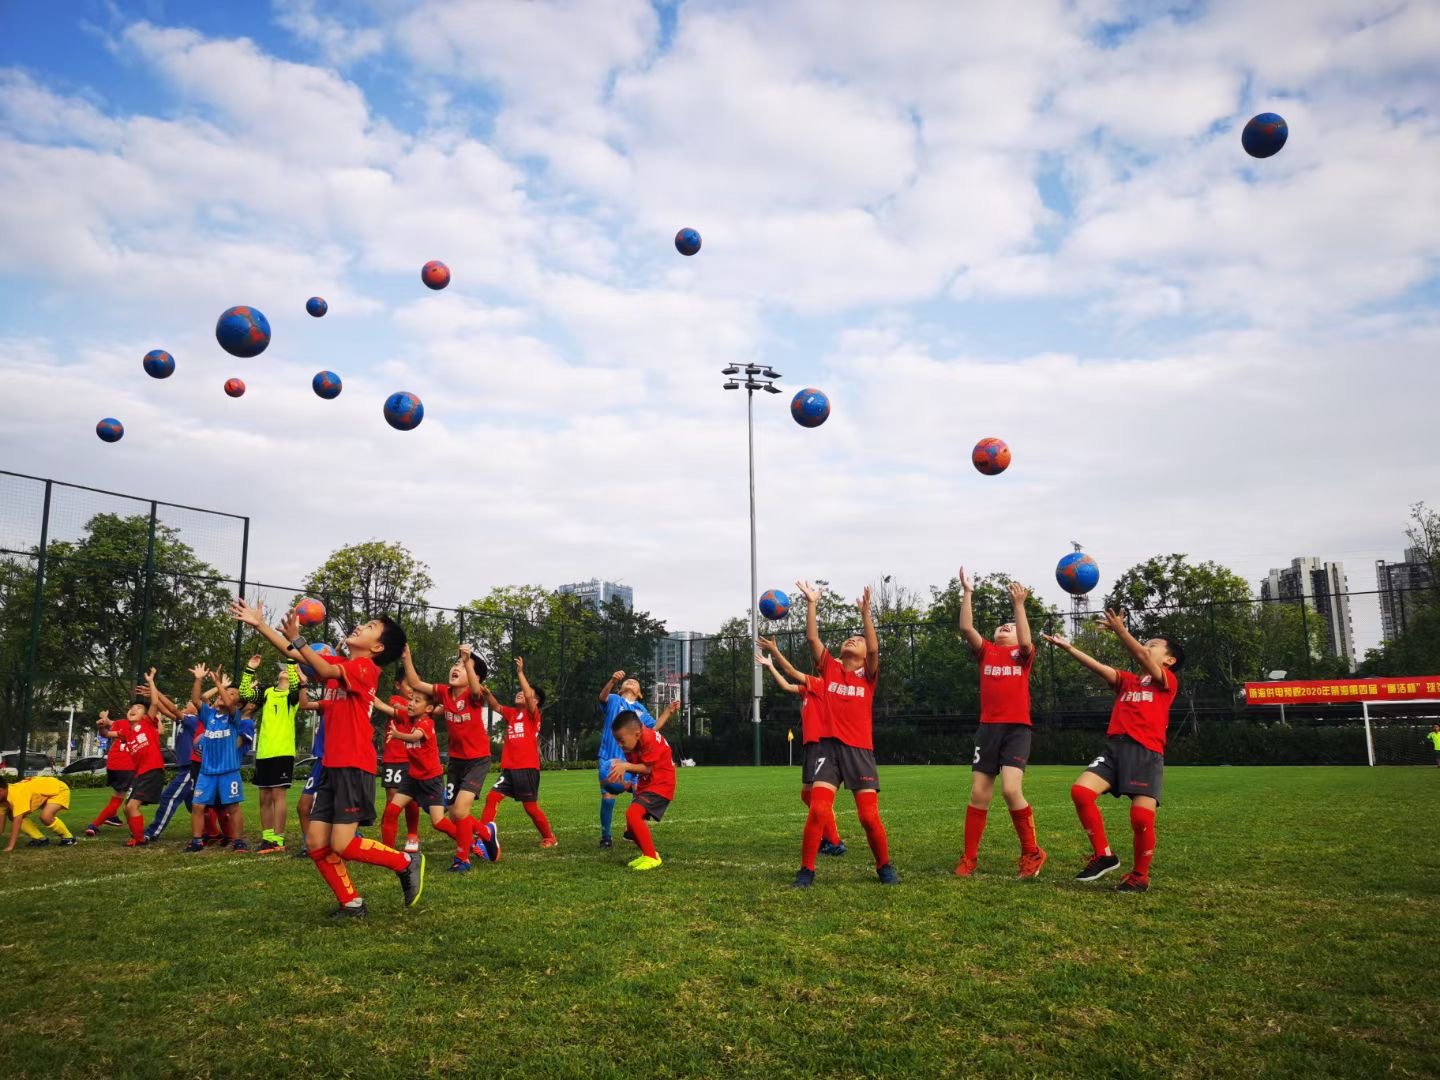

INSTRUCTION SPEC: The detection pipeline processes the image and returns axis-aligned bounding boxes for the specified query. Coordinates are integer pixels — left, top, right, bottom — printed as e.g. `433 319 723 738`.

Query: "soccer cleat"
622 828 635 842
59 837 78 847
255 839 277 854
877 863 900 885
290 845 311 860
448 857 472 874
330 901 369 920
599 836 613 849
1017 848 1048 880
84 826 99 838
404 837 420 854
819 839 847 857
184 838 205 852
954 855 978 878
203 834 224 847
103 816 123 828
540 836 558 848
230 839 250 853
26 838 51 848
792 868 815 889
125 837 148 848
399 852 426 907
629 855 663 871
481 822 501 863
1075 853 1121 882
1114 873 1150 893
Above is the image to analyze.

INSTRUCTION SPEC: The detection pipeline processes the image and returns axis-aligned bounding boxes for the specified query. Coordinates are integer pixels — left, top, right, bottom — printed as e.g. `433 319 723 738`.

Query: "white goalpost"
1360 699 1440 767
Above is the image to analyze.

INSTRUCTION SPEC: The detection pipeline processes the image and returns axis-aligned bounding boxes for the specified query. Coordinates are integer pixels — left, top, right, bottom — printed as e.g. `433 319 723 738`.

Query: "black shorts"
126 768 165 805
633 790 671 822
447 756 492 801
253 755 295 789
809 737 880 792
380 761 409 789
972 723 1032 775
1085 736 1165 805
398 772 445 809
107 769 135 794
494 768 540 803
801 742 824 784
311 766 377 826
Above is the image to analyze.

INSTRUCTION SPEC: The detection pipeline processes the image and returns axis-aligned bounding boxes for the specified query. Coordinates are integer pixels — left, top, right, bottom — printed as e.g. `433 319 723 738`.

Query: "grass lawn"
3 765 1438 1078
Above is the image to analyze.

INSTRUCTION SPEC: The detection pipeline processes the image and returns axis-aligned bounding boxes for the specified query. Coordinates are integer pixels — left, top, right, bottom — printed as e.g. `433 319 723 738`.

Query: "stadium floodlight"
720 362 783 767
1268 670 1288 680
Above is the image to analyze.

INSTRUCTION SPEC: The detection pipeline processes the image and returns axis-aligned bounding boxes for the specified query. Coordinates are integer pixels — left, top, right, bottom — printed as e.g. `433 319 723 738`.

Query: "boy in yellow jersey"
1428 724 1440 767
0 776 78 851
240 652 307 852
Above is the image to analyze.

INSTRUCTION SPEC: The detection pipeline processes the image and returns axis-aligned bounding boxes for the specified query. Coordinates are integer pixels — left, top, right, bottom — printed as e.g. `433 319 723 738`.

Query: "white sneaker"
404 838 420 853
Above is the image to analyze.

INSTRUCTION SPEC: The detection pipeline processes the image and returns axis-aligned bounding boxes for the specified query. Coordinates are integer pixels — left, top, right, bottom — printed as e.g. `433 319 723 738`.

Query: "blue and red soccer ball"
306 296 328 318
96 418 124 443
295 597 326 626
224 378 246 399
384 391 424 431
299 641 338 681
421 261 450 290
1242 113 1288 159
972 437 1011 476
143 349 175 379
675 228 702 256
791 388 830 428
215 306 271 358
759 589 791 621
312 371 342 400
1056 552 1100 596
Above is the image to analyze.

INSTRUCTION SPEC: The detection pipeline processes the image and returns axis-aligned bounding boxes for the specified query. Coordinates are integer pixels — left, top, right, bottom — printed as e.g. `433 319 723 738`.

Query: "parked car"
60 755 108 777
0 750 58 778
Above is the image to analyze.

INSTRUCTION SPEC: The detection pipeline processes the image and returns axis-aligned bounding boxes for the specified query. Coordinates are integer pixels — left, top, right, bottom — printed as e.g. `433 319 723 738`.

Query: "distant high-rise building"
652 631 706 716
1260 557 1357 671
1375 546 1436 644
557 578 633 613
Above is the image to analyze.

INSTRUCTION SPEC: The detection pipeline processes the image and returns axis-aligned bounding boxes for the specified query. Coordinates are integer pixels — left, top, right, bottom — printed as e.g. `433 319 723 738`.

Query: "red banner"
1244 677 1440 704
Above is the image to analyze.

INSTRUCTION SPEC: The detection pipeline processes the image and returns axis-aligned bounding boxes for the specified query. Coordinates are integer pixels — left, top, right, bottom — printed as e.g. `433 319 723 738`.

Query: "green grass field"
3 766 1438 1078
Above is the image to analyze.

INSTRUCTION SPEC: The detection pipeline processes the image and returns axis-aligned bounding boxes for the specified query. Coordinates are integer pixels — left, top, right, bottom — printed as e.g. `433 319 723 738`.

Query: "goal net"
1364 702 1440 766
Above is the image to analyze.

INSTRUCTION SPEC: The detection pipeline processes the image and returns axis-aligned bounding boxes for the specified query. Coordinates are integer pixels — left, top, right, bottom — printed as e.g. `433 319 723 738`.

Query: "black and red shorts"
1084 735 1164 805
106 769 135 794
126 768 165 805
398 772 445 809
808 737 880 792
493 768 540 803
633 790 670 822
447 756 492 800
311 766 377 826
380 761 409 789
972 723 1032 776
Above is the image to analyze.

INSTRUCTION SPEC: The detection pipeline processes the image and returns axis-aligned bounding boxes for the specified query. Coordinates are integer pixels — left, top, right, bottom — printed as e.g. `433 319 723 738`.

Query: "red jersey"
318 654 380 772
498 704 542 770
624 726 675 800
105 719 135 770
819 650 877 750
978 641 1034 726
382 694 411 763
798 674 828 745
434 684 491 759
127 716 166 773
405 714 443 780
1108 669 1180 753
191 718 205 763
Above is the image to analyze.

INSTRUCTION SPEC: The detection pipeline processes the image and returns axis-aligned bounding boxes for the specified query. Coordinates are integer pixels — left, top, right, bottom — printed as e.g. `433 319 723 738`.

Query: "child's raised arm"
795 580 826 667
401 645 435 695
757 652 802 695
957 566 985 657
229 600 343 682
1041 631 1119 688
858 585 880 680
1009 581 1034 659
515 657 539 712
1101 609 1169 689
598 669 623 703
460 645 485 697
758 637 807 684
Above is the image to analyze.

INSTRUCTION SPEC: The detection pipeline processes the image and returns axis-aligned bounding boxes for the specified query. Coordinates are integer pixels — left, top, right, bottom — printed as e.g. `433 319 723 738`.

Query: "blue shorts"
302 763 325 796
194 770 243 808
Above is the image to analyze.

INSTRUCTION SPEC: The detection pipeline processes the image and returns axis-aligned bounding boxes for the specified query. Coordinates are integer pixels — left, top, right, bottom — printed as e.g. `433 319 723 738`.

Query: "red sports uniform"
106 720 135 770
127 716 166 774
382 694 411 764
318 655 380 772
798 674 829 745
497 705 542 770
1108 670 1180 752
433 684 491 758
406 714 443 780
819 650 876 749
978 641 1033 725
625 726 676 800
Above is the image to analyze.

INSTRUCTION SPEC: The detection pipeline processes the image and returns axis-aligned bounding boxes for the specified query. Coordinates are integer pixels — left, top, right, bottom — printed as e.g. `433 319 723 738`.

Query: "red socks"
381 802 402 849
1071 785 1111 857
310 846 358 904
1130 804 1156 880
854 790 889 868
404 801 420 837
127 813 145 843
433 816 458 841
341 834 410 872
481 790 505 827
453 815 475 861
523 801 553 840
624 801 657 858
1010 804 1039 856
800 786 835 870
93 795 123 828
963 805 987 861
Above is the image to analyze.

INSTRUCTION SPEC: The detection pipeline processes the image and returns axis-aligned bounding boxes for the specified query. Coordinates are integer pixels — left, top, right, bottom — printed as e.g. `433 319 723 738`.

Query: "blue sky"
1 0 1437 653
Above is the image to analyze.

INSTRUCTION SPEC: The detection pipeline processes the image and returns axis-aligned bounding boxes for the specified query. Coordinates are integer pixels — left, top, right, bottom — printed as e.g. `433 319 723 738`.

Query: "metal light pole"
723 363 782 767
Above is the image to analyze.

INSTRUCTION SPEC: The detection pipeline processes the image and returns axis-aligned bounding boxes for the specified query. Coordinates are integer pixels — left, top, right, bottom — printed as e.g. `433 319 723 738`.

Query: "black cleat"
399 853 425 908
819 839 847 857
622 828 635 842
26 838 51 847
1114 873 1150 893
1075 853 1121 882
877 863 900 885
330 901 369 920
791 868 815 889
59 837 78 846
291 844 311 859
599 836 613 849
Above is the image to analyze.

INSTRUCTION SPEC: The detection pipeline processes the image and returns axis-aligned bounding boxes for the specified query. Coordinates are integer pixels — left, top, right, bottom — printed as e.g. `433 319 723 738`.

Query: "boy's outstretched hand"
959 566 974 592
1009 582 1029 604
1041 632 1070 648
1097 609 1127 635
280 612 300 640
755 652 774 668
794 580 819 604
189 663 209 680
757 636 778 654
856 585 873 613
228 598 264 627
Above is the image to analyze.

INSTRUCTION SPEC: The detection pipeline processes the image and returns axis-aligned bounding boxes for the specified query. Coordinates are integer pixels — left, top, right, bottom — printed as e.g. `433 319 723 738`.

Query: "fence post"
135 501 160 686
232 516 250 677
1299 600 1311 677
18 480 54 780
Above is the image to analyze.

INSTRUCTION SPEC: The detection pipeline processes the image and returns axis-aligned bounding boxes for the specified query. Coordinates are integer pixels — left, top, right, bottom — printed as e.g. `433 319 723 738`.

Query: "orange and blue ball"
306 296 328 317
295 597 326 626
312 370 342 399
224 378 246 398
143 349 175 379
384 391 424 431
791 388 830 428
972 437 1011 475
759 589 791 621
215 306 271 358
675 228 702 256
96 418 124 443
1056 552 1100 596
299 641 338 681
1242 113 1288 159
421 260 450 290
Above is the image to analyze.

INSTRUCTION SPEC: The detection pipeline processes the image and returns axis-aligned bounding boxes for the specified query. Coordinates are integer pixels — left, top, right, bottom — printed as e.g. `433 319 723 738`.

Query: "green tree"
300 540 434 645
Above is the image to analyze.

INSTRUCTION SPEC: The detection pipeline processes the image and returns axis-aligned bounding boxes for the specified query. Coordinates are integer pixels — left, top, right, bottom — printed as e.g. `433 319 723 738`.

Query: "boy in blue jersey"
185 664 254 853
595 670 676 849
136 670 200 842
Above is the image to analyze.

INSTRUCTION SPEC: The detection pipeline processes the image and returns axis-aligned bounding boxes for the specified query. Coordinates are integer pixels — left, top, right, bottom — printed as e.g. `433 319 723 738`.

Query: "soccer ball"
142 349 175 379
299 641 338 681
384 391 424 431
215 306 271 358
223 378 246 399
674 228 702 256
1056 552 1100 596
1242 113 1288 159
306 296 328 318
295 598 326 626
312 370 342 400
972 437 1011 476
791 388 830 428
96 418 124 443
759 589 791 620
421 260 450 290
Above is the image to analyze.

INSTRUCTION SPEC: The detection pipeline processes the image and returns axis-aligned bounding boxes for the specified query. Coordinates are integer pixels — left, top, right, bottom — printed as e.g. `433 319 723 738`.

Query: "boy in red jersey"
476 657 557 853
1044 609 1184 893
231 599 424 918
757 639 845 857
791 581 898 888
373 687 459 851
119 669 169 847
84 705 140 837
381 671 421 853
401 643 493 871
954 569 1045 879
606 710 676 871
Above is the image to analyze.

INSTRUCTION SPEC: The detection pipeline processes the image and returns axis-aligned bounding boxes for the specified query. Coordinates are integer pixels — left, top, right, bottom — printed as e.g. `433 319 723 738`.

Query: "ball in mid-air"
972 437 1011 475
312 370 342 399
143 349 175 379
294 597 326 626
224 378 246 398
759 589 791 621
299 641 338 681
96 418 124 443
421 260 450 290
306 296 328 317
215 306 271 358
1055 552 1100 596
384 391 424 430
674 228 702 256
1242 113 1288 159
791 387 830 428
